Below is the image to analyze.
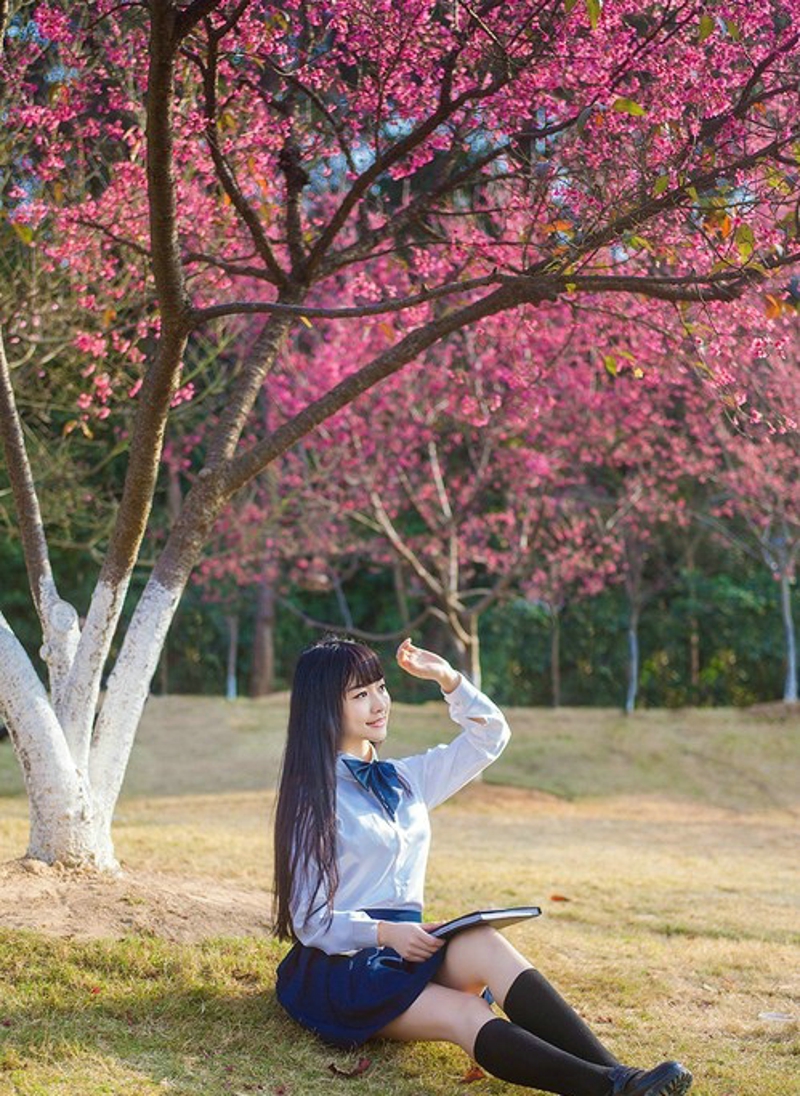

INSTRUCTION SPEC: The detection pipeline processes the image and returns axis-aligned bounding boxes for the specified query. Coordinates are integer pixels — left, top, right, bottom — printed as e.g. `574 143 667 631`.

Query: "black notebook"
430 905 542 940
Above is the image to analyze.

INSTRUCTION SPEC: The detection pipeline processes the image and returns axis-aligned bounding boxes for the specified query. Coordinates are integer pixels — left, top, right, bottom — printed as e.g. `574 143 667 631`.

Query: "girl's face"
339 678 391 758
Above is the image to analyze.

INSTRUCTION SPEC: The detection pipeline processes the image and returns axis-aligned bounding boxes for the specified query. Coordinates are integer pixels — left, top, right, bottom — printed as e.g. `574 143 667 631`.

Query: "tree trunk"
0 575 187 868
686 544 701 694
550 607 561 708
250 578 276 697
0 612 109 866
226 612 239 700
625 605 640 714
779 572 798 703
451 614 481 688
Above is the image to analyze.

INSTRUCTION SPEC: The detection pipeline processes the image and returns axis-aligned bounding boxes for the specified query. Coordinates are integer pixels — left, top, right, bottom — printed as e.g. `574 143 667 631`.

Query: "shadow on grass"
0 931 453 1096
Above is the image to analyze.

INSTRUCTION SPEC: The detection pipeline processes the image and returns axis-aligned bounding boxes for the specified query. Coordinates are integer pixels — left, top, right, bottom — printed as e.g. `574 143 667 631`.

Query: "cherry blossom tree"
276 319 570 686
1 0 799 867
531 305 726 712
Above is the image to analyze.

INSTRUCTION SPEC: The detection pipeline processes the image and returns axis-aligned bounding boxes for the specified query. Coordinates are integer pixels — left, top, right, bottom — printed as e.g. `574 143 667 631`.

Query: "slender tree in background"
700 302 800 701
0 0 798 866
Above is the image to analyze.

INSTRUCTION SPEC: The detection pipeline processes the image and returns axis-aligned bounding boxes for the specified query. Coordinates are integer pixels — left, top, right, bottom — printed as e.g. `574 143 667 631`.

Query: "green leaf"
612 97 646 117
628 234 653 252
564 0 580 12
709 259 735 275
586 0 601 30
603 354 618 377
12 222 34 245
698 14 715 42
724 19 741 41
686 185 699 202
736 223 755 263
653 174 670 196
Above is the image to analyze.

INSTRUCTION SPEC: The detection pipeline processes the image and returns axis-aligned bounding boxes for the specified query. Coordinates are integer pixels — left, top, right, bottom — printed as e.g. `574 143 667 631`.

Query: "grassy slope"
2 693 796 810
0 698 797 1096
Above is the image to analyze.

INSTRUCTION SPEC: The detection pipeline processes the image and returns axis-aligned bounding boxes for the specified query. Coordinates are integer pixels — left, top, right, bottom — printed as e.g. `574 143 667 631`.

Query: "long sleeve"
396 675 510 809
290 878 380 955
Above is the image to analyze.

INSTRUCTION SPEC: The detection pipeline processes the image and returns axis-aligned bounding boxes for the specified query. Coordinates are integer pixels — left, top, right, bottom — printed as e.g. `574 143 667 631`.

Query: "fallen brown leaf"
328 1057 372 1079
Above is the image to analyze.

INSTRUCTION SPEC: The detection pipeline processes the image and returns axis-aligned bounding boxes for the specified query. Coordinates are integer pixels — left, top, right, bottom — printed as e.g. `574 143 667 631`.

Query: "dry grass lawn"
0 696 797 1096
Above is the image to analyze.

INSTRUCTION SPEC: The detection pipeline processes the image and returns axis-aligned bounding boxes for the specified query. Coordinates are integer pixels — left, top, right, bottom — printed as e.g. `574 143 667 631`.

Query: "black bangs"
299 636 385 694
344 645 385 690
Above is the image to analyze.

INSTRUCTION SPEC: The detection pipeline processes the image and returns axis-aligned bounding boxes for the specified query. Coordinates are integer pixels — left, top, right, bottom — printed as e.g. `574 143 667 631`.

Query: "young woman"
273 636 693 1096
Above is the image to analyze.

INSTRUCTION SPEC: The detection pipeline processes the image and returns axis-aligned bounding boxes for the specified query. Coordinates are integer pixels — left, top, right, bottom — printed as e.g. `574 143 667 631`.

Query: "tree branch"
276 595 433 643
194 247 799 328
368 492 446 598
555 134 798 270
0 330 81 716
191 272 500 323
175 0 226 38
0 329 56 619
198 31 287 288
219 280 541 497
304 60 519 279
0 0 10 49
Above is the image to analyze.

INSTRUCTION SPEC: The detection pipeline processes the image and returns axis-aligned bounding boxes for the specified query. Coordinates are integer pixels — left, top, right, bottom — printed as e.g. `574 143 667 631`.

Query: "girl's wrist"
439 669 461 694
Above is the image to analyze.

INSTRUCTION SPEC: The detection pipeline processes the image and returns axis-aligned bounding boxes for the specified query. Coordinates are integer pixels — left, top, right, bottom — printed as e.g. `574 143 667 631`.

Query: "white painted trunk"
37 576 81 720
0 612 114 868
625 616 640 715
59 577 132 770
780 572 798 703
89 577 183 835
0 575 183 870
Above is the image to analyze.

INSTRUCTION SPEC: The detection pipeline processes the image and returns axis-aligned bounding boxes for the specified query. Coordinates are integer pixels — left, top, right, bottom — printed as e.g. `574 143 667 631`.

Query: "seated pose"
272 636 693 1096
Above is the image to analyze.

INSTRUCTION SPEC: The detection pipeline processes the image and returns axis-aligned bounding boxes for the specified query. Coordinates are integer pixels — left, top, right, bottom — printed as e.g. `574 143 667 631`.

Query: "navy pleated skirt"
275 908 447 1048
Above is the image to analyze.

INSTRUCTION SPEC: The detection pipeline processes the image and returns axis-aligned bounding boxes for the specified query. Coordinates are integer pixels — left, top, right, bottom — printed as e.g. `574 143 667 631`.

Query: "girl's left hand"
396 638 460 694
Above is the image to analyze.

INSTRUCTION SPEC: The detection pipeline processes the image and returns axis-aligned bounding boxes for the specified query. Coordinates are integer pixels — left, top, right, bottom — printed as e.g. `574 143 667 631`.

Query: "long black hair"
272 636 385 940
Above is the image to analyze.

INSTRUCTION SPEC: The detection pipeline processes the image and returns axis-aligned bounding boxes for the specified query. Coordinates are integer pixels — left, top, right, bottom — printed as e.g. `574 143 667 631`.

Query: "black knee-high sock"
503 968 619 1067
473 1017 612 1096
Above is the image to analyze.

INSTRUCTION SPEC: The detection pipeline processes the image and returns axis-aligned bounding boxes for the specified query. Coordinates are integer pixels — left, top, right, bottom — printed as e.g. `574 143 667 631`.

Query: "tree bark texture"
250 579 276 697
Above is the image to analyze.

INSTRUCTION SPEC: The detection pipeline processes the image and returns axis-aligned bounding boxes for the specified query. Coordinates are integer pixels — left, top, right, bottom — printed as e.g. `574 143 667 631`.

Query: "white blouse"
290 676 511 955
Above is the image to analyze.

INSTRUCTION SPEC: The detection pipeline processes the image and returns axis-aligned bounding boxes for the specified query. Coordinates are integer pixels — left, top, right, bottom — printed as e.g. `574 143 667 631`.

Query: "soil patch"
0 859 271 942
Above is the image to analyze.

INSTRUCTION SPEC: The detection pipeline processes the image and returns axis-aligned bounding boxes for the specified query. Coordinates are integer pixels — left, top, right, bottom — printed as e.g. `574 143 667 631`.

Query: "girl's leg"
433 924 531 1001
435 926 619 1066
378 984 612 1096
377 982 493 1052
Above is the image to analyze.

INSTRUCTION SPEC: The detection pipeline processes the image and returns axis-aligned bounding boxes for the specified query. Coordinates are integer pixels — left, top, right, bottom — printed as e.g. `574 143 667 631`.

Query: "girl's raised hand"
396 638 460 694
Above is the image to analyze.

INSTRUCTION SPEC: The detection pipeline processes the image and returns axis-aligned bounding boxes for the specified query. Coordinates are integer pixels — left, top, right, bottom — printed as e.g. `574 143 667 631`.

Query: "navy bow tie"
343 757 407 820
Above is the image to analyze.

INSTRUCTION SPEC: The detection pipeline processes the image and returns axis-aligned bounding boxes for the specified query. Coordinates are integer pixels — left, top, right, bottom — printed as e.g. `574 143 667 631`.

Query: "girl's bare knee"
449 994 496 1053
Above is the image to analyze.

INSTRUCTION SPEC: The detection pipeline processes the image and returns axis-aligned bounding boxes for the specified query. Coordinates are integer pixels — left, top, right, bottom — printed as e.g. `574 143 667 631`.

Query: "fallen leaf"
459 1064 486 1083
328 1057 372 1079
549 894 571 902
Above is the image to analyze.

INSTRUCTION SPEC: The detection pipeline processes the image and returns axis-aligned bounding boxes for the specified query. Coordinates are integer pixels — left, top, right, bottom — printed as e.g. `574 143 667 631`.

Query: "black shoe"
608 1060 693 1096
